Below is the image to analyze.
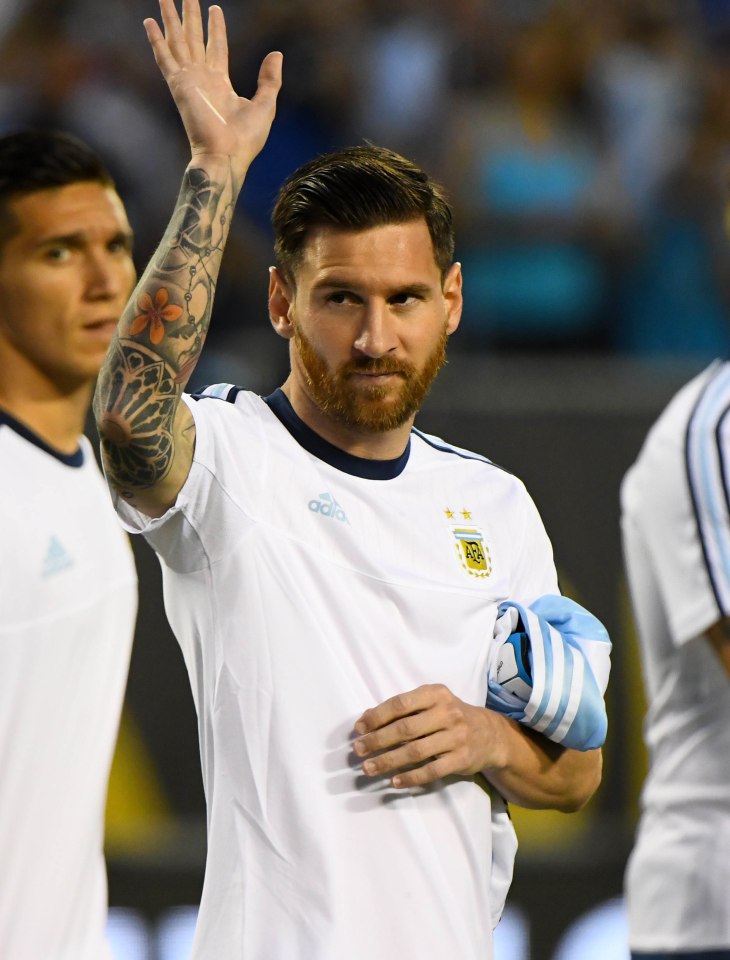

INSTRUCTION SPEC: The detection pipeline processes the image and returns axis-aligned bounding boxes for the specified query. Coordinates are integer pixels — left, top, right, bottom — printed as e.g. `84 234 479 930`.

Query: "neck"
281 377 413 461
0 363 92 455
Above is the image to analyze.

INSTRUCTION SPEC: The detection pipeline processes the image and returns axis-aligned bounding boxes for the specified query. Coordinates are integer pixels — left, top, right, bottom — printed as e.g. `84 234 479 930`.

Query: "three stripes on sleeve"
487 595 611 751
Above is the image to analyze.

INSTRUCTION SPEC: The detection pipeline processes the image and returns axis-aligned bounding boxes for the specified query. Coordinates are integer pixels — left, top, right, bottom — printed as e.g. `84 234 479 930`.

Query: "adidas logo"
308 492 349 523
42 536 74 578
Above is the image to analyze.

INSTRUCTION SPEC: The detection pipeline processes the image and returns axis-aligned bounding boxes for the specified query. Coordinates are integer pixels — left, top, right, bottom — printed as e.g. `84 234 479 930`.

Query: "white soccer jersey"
115 387 560 960
621 360 730 952
0 412 137 960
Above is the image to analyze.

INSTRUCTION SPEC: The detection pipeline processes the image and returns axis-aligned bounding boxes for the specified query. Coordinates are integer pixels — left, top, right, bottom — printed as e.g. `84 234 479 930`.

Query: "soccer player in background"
0 129 138 959
622 364 730 960
94 2 611 957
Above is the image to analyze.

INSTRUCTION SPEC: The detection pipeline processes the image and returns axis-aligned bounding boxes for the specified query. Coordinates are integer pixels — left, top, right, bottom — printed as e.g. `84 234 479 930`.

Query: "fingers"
352 685 488 788
355 684 445 737
392 757 455 789
144 17 179 78
253 50 284 107
147 0 230 72
354 707 436 757
205 5 229 71
359 730 456 781
157 0 189 64
182 0 205 63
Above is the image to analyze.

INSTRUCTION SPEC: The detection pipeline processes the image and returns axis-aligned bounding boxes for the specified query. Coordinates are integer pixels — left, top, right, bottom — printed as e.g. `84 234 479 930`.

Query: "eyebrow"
312 278 434 297
34 229 134 250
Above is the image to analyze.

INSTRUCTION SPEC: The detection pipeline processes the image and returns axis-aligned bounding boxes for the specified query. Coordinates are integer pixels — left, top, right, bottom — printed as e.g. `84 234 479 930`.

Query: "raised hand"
96 0 281 518
144 0 282 177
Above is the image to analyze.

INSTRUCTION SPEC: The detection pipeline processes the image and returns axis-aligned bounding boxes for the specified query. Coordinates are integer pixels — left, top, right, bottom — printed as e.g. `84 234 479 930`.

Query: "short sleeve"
621 364 730 647
509 482 560 603
111 392 265 573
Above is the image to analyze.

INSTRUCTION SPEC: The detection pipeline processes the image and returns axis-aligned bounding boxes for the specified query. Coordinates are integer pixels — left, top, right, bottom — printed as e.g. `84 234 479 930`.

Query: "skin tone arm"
353 683 602 812
705 618 730 677
93 0 282 518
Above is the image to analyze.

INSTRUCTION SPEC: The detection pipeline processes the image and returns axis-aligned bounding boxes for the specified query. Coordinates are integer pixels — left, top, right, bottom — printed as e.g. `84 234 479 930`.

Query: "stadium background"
3 0 729 956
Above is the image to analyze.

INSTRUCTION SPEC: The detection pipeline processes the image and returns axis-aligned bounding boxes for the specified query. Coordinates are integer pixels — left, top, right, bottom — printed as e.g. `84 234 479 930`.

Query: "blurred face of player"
270 220 462 435
0 181 135 390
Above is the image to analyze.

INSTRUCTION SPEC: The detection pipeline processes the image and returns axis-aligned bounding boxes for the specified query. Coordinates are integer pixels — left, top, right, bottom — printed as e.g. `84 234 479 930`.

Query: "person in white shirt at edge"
94 3 611 958
0 129 138 959
622 360 730 960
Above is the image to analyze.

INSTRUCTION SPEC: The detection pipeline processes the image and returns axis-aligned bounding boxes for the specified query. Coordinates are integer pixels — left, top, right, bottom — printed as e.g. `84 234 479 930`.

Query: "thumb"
252 51 283 108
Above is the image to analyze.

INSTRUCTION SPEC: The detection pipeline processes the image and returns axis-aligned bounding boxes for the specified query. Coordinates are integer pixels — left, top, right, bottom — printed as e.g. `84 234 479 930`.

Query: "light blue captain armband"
486 595 611 751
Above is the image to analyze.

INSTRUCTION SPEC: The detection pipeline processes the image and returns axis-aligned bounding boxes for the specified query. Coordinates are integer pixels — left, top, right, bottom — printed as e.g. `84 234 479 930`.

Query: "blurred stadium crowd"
3 0 730 381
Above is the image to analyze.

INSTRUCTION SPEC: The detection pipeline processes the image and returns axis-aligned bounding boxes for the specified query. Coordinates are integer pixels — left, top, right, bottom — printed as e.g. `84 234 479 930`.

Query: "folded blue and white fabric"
487 595 611 751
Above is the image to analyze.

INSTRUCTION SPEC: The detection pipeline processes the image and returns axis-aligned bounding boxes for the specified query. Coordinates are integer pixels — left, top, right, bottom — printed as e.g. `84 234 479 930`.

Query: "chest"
247 452 517 605
1 444 135 626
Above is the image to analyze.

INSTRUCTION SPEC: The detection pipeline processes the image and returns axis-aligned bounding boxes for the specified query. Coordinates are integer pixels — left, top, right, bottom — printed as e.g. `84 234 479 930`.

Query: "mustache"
343 357 411 376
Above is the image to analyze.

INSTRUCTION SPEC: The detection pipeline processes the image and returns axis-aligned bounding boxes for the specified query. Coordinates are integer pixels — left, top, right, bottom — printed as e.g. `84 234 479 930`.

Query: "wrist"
187 152 249 191
479 708 512 777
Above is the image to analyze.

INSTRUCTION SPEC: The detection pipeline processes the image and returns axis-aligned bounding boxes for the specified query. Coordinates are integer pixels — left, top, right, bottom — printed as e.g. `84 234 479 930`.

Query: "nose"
352 302 398 358
84 250 125 300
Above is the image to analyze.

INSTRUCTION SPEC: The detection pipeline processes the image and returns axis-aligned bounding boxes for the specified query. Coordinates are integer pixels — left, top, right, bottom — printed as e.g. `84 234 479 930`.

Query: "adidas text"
308 492 348 523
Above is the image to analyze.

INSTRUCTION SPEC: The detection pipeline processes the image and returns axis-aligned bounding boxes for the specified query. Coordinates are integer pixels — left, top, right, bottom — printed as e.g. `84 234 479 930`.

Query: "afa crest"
452 527 492 579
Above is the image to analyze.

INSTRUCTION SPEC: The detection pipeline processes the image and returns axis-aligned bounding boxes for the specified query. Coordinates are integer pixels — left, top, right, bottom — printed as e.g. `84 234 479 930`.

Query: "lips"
84 318 118 330
81 318 119 340
348 370 405 387
84 317 119 328
347 366 405 378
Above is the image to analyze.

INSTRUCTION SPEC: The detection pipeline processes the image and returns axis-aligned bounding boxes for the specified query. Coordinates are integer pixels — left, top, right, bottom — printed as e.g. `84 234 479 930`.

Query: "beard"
292 323 448 434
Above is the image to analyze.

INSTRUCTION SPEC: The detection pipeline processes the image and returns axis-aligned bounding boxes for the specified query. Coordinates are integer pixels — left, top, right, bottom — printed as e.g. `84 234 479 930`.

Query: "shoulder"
684 361 730 439
647 361 730 443
628 362 729 471
189 383 247 404
181 384 279 478
409 427 538 522
189 382 252 407
185 383 268 427
622 362 730 511
411 425 516 480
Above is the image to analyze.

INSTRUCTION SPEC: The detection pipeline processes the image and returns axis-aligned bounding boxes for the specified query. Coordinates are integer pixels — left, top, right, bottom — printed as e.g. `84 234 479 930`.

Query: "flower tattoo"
130 288 183 344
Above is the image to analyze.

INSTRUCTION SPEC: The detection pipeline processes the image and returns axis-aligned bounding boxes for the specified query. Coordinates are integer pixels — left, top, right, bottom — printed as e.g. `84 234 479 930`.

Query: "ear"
443 261 463 336
269 266 295 340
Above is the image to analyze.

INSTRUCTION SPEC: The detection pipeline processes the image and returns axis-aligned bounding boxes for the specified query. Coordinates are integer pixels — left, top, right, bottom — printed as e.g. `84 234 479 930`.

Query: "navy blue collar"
0 409 84 467
263 389 410 480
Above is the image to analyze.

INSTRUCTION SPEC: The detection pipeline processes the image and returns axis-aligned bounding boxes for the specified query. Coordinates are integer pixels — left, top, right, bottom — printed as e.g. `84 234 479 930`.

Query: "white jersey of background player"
0 130 138 959
622 360 730 958
94 4 606 958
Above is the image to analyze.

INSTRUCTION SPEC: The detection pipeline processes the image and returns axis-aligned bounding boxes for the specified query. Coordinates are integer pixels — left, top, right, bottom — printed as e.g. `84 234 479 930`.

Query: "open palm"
145 0 282 173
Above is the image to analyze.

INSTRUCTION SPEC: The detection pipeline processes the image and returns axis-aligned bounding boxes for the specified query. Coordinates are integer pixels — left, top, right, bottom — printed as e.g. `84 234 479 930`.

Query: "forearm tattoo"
95 166 235 491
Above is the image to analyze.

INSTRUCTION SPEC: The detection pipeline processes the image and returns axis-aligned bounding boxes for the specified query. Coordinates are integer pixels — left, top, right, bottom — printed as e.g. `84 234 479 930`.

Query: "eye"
390 292 421 306
44 245 71 263
108 236 132 255
327 291 358 305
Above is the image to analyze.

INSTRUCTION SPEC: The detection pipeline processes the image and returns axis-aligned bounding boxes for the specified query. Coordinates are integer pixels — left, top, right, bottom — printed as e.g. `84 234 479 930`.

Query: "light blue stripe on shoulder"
687 363 730 611
198 382 237 400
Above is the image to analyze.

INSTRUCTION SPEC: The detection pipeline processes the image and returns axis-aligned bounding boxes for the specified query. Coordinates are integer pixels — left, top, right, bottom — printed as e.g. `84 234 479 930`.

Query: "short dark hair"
272 144 455 284
0 129 116 249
